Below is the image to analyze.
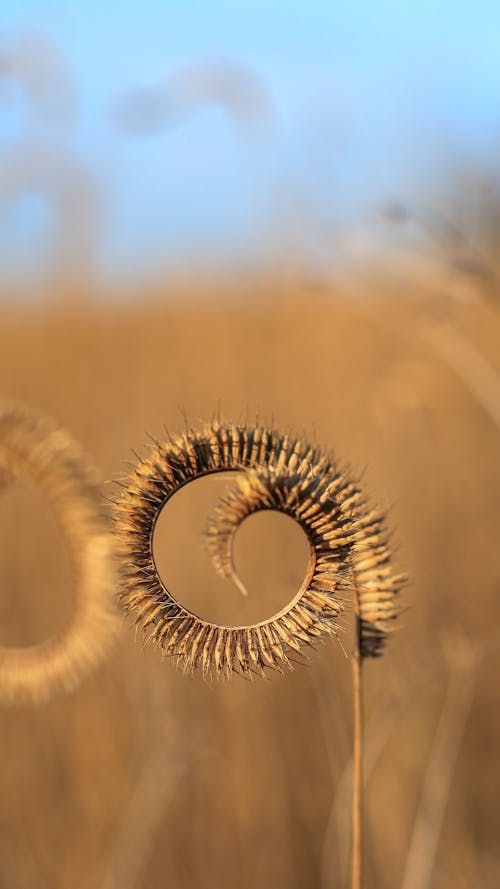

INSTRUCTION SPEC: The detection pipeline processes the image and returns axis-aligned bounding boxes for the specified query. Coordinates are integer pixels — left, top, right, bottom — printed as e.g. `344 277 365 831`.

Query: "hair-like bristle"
0 401 120 704
113 420 404 677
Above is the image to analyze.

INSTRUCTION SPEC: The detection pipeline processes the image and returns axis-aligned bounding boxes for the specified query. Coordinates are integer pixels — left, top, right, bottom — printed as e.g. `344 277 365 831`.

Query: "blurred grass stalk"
401 638 478 889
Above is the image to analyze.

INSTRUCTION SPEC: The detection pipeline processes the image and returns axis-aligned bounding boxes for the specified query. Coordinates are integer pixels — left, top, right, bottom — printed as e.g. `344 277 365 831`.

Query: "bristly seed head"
113 420 405 678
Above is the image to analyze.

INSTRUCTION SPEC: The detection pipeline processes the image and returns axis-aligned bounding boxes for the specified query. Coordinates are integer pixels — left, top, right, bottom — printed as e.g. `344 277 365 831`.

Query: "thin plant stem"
351 619 364 889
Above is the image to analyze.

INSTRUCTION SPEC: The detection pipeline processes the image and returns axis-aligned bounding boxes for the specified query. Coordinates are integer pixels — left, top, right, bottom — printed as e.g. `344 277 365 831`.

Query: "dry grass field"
1 269 499 889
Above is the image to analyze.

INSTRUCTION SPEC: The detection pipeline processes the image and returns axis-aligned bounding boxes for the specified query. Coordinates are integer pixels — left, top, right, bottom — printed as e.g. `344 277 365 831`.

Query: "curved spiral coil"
113 421 405 678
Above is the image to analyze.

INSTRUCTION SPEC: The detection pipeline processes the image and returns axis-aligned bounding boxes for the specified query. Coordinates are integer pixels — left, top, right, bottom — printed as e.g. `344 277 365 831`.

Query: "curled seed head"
0 401 120 704
113 421 405 678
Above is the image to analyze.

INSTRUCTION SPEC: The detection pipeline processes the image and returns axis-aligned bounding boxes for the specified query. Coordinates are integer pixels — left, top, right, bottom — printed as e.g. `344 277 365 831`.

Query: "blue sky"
1 1 500 277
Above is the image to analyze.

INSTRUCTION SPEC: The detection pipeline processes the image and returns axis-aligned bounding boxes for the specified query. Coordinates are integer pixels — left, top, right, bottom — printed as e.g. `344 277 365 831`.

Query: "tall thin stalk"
351 615 364 889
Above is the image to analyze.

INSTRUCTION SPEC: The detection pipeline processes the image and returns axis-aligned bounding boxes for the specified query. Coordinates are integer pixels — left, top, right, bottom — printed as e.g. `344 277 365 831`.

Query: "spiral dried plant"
113 417 406 889
113 420 404 677
0 401 120 704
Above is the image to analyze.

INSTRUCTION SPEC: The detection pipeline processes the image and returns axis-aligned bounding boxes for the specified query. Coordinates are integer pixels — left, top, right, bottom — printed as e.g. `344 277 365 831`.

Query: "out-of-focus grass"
0 270 499 889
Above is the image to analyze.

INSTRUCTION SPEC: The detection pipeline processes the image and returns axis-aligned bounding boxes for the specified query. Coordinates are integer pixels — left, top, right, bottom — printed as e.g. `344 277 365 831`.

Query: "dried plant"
113 418 405 889
114 422 404 889
0 401 120 704
114 420 403 672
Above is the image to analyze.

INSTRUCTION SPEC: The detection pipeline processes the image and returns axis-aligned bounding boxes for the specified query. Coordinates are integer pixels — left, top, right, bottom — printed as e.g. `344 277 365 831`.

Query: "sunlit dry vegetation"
1 262 500 888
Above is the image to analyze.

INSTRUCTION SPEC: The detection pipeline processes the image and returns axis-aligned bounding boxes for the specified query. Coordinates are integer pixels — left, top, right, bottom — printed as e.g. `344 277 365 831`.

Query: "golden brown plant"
113 420 404 676
0 401 120 704
113 418 405 889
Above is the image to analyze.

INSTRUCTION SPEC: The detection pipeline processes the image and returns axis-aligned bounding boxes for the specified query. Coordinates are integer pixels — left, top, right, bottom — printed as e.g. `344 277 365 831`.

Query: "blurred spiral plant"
0 401 120 704
0 140 104 279
110 57 276 138
0 27 79 130
0 28 103 286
